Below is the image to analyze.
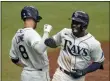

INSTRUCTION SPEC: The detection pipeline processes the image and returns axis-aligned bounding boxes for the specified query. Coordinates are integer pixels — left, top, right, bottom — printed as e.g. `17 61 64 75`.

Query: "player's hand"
44 24 52 33
71 69 86 79
45 38 57 48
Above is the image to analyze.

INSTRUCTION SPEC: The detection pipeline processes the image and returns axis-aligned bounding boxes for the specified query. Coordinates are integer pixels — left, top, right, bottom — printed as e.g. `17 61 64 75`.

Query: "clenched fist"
44 24 52 33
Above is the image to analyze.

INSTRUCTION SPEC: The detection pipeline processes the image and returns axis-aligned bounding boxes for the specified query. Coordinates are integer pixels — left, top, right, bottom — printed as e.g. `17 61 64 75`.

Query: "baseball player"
9 6 52 81
45 11 105 81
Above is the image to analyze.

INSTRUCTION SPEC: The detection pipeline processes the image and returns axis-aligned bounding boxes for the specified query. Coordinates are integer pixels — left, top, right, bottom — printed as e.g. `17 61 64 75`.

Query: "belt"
59 67 71 76
38 69 42 71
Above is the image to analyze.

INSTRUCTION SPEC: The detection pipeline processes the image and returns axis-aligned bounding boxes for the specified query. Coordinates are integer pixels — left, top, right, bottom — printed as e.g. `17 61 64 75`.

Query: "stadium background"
1 2 109 81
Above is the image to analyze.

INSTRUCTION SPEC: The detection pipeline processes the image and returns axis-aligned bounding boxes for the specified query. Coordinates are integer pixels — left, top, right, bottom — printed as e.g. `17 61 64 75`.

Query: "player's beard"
72 27 84 37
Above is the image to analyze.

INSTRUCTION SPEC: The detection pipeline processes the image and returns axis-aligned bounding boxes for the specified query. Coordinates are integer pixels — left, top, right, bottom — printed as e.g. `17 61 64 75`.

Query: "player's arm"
71 42 105 79
45 29 63 48
11 58 26 67
9 43 26 67
30 24 52 54
71 61 104 79
80 61 104 76
83 42 105 73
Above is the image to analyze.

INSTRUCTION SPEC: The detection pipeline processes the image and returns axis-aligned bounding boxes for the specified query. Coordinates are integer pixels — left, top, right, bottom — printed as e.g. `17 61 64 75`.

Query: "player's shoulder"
87 33 101 46
23 28 41 37
60 28 71 34
24 28 36 33
61 28 71 31
15 28 36 34
18 28 41 39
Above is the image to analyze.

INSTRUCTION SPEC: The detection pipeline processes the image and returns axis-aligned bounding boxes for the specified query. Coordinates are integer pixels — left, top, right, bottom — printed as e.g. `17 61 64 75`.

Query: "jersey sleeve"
27 29 48 54
53 28 66 46
90 42 105 63
26 30 41 47
29 31 41 46
9 40 18 59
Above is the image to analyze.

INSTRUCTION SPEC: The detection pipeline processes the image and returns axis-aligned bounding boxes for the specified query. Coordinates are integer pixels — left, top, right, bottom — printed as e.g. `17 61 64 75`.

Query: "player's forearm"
16 60 26 67
34 32 49 54
11 58 26 67
84 62 103 74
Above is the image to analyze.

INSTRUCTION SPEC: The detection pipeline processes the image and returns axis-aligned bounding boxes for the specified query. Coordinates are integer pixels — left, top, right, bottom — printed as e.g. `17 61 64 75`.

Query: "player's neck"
74 31 88 38
24 21 37 29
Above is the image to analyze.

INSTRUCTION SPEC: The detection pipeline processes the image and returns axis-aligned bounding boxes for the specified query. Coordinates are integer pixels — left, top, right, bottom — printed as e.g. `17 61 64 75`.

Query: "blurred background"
1 2 109 81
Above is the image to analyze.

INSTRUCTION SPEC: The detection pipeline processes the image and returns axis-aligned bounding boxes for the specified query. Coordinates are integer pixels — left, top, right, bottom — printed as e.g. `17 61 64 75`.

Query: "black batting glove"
71 69 86 79
45 38 57 48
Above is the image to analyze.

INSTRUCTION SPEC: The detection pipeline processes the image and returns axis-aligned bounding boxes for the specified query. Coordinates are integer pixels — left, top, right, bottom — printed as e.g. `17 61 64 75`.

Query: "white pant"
52 68 85 81
21 69 50 81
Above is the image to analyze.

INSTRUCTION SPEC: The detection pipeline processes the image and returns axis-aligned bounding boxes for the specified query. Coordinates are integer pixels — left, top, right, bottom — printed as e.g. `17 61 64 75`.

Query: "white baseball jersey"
10 28 49 71
53 28 105 71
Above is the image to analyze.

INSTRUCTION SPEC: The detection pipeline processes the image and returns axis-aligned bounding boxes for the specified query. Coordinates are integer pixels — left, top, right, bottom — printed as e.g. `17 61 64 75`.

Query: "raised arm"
34 24 52 54
30 24 52 54
45 29 63 48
